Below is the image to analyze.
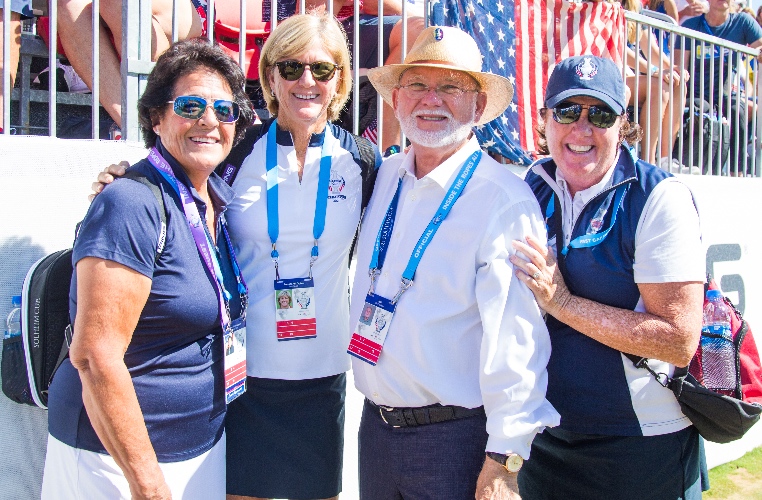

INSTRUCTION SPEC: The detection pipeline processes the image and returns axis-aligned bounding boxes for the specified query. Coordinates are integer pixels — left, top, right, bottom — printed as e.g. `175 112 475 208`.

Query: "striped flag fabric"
430 0 624 160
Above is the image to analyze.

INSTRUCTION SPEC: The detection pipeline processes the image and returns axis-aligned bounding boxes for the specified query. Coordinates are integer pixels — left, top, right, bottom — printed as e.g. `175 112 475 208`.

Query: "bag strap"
624 353 682 387
348 133 379 265
49 171 169 388
354 133 378 211
122 170 167 261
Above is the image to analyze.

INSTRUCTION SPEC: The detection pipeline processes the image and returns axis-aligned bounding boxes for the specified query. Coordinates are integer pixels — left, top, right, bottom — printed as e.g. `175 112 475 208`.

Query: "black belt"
367 399 485 428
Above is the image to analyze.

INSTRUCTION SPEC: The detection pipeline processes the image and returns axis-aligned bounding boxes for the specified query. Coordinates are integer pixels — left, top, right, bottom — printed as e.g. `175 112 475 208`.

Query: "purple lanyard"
147 147 237 333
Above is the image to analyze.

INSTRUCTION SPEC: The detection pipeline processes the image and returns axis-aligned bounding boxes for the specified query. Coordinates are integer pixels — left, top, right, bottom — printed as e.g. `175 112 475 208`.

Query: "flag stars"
497 57 506 69
486 12 494 24
511 129 519 140
497 29 506 41
510 102 518 112
467 1 475 14
507 18 515 30
507 46 515 58
507 75 515 85
496 0 504 12
482 139 496 148
488 40 495 52
500 114 509 125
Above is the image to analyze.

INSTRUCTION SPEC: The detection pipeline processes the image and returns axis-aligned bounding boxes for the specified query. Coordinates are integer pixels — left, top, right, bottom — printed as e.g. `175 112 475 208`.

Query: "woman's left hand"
510 234 572 318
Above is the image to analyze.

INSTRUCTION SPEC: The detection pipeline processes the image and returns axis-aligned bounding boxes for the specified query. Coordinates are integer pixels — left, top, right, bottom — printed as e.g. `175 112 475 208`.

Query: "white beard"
397 108 475 149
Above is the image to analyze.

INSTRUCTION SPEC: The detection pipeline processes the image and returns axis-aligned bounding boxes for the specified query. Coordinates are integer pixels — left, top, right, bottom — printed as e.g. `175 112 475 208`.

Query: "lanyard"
266 120 333 279
545 183 629 256
369 150 481 302
147 147 248 332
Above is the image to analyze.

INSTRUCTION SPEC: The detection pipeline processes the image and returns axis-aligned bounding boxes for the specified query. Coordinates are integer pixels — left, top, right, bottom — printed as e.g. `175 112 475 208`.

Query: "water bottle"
701 289 736 391
4 295 22 340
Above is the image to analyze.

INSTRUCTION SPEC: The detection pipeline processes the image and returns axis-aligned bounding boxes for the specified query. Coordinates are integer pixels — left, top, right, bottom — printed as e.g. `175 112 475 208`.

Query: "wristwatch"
486 452 524 473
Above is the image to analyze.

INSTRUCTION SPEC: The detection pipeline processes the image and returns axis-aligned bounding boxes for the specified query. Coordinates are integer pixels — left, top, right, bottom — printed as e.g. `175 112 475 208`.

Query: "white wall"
0 138 760 499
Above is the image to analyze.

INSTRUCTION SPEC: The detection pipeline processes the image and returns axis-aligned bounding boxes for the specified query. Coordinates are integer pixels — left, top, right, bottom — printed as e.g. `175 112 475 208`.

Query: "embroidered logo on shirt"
328 170 346 202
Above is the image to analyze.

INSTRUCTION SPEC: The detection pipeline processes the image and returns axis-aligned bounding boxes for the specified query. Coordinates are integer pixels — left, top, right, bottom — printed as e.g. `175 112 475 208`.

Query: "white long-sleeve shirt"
350 137 560 458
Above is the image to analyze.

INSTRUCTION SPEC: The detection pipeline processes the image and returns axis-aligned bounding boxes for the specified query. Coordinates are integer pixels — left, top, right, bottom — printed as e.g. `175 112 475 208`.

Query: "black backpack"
673 99 731 175
1 172 167 408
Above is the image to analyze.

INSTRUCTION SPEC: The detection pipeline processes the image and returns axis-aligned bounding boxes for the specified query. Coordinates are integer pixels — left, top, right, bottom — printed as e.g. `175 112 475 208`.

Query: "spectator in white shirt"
351 25 560 499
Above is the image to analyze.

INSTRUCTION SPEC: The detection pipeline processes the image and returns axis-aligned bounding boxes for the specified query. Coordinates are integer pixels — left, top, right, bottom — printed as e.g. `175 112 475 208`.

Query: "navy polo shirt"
48 142 243 462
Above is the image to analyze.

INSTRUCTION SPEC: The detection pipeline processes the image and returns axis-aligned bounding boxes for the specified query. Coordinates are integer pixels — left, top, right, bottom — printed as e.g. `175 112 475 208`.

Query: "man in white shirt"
350 26 560 499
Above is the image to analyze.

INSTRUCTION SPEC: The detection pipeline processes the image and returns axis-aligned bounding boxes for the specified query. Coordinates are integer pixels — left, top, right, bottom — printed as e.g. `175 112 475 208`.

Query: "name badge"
224 317 247 404
275 278 317 341
347 293 396 365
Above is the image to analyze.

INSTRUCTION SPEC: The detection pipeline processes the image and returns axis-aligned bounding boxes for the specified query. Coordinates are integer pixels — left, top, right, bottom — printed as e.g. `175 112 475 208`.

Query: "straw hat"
367 26 513 126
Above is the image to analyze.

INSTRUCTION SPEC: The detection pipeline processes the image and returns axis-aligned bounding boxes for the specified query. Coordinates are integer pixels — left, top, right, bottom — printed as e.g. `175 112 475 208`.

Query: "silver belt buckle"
379 405 401 428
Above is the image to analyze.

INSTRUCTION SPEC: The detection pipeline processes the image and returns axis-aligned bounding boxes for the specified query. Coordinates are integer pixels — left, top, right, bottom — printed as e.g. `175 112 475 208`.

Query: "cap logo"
434 28 444 41
575 57 598 81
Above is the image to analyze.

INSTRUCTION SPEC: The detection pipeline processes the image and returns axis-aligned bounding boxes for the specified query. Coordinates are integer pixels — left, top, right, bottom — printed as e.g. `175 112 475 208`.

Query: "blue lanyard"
147 148 248 330
545 183 629 256
369 150 481 302
266 120 333 278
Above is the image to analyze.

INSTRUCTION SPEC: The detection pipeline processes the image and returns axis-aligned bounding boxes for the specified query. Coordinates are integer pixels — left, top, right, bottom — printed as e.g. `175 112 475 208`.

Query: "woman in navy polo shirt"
93 13 381 499
42 39 253 499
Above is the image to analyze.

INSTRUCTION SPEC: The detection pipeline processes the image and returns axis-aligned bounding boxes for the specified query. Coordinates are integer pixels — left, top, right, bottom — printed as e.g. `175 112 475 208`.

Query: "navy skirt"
225 373 346 499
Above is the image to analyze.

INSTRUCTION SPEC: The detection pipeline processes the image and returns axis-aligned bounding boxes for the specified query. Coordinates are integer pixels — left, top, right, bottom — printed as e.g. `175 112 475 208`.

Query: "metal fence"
624 9 762 176
2 2 761 176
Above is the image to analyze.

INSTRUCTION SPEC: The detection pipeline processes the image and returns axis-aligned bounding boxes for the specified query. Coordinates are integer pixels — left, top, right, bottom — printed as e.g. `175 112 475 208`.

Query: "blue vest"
525 147 673 436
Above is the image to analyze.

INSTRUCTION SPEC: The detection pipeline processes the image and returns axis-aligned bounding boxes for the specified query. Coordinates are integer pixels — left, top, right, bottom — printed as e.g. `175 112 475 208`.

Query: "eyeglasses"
397 82 480 99
274 60 341 82
167 95 240 123
551 102 619 129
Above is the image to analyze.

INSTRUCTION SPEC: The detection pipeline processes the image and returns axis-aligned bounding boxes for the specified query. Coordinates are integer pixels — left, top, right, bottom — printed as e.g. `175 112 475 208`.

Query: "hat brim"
545 88 625 116
367 63 514 126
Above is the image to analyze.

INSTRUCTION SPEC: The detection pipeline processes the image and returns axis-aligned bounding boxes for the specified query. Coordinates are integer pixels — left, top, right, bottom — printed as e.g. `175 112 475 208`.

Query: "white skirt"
41 433 226 499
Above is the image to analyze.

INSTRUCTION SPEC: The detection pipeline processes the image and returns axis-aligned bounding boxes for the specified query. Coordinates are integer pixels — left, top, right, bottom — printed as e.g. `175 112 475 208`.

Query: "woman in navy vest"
42 40 253 499
511 55 705 499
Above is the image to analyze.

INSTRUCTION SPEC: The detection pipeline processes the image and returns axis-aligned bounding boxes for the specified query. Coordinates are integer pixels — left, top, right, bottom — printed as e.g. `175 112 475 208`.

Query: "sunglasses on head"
274 60 341 82
551 102 619 129
167 95 240 123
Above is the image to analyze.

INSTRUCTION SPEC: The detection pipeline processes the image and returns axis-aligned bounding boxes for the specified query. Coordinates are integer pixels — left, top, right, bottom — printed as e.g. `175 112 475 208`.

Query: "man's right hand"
89 161 129 202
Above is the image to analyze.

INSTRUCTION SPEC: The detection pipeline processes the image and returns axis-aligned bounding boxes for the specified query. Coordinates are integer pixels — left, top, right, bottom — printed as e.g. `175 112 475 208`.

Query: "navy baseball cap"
545 55 626 115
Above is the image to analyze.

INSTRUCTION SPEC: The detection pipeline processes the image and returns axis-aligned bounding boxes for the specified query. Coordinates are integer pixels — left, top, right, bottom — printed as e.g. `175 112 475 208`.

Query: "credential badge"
434 27 444 41
575 57 598 81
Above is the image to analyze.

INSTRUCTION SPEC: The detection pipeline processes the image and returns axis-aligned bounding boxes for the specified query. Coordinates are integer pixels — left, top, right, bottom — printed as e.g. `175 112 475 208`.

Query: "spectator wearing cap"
351 25 560 499
511 55 704 499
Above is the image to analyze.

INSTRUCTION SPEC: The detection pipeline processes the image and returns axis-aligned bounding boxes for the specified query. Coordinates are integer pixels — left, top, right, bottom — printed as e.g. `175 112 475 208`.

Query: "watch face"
505 454 524 473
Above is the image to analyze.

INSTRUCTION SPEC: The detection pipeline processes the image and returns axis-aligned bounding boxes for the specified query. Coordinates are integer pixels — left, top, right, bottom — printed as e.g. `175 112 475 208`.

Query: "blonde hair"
621 0 642 45
259 11 352 122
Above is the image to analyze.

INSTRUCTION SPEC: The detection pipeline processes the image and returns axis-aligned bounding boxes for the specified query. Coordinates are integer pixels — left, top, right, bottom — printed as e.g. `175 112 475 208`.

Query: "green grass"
705 446 762 499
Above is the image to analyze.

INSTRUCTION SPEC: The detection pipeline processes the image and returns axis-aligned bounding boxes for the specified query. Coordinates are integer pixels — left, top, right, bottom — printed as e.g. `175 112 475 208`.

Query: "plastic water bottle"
701 290 736 391
4 295 22 339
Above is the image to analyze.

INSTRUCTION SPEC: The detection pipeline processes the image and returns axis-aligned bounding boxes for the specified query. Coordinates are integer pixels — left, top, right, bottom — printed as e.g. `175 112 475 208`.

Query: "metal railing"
624 10 761 176
2 2 760 176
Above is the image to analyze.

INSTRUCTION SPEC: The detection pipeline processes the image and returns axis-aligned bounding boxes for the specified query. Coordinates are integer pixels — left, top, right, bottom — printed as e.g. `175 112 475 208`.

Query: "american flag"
430 0 625 162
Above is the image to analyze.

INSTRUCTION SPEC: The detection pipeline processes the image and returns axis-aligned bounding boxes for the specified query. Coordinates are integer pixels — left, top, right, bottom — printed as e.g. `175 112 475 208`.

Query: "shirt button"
372 392 379 398
383 271 389 277
411 194 417 201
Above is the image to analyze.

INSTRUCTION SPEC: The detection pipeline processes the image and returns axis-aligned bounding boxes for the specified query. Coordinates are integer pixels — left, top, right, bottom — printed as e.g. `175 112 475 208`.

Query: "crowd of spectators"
2 0 762 174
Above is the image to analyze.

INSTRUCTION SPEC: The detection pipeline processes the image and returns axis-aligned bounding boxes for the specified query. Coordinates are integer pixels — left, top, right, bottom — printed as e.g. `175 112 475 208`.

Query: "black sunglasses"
167 95 240 123
551 102 619 129
274 60 341 82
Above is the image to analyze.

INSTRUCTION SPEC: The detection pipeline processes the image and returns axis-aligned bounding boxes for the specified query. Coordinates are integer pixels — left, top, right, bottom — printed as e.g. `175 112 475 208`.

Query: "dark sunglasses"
274 60 341 82
167 95 240 123
551 102 619 129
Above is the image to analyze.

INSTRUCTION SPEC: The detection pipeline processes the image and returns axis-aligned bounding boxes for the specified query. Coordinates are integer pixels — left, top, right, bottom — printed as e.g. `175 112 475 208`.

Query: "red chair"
214 0 270 80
